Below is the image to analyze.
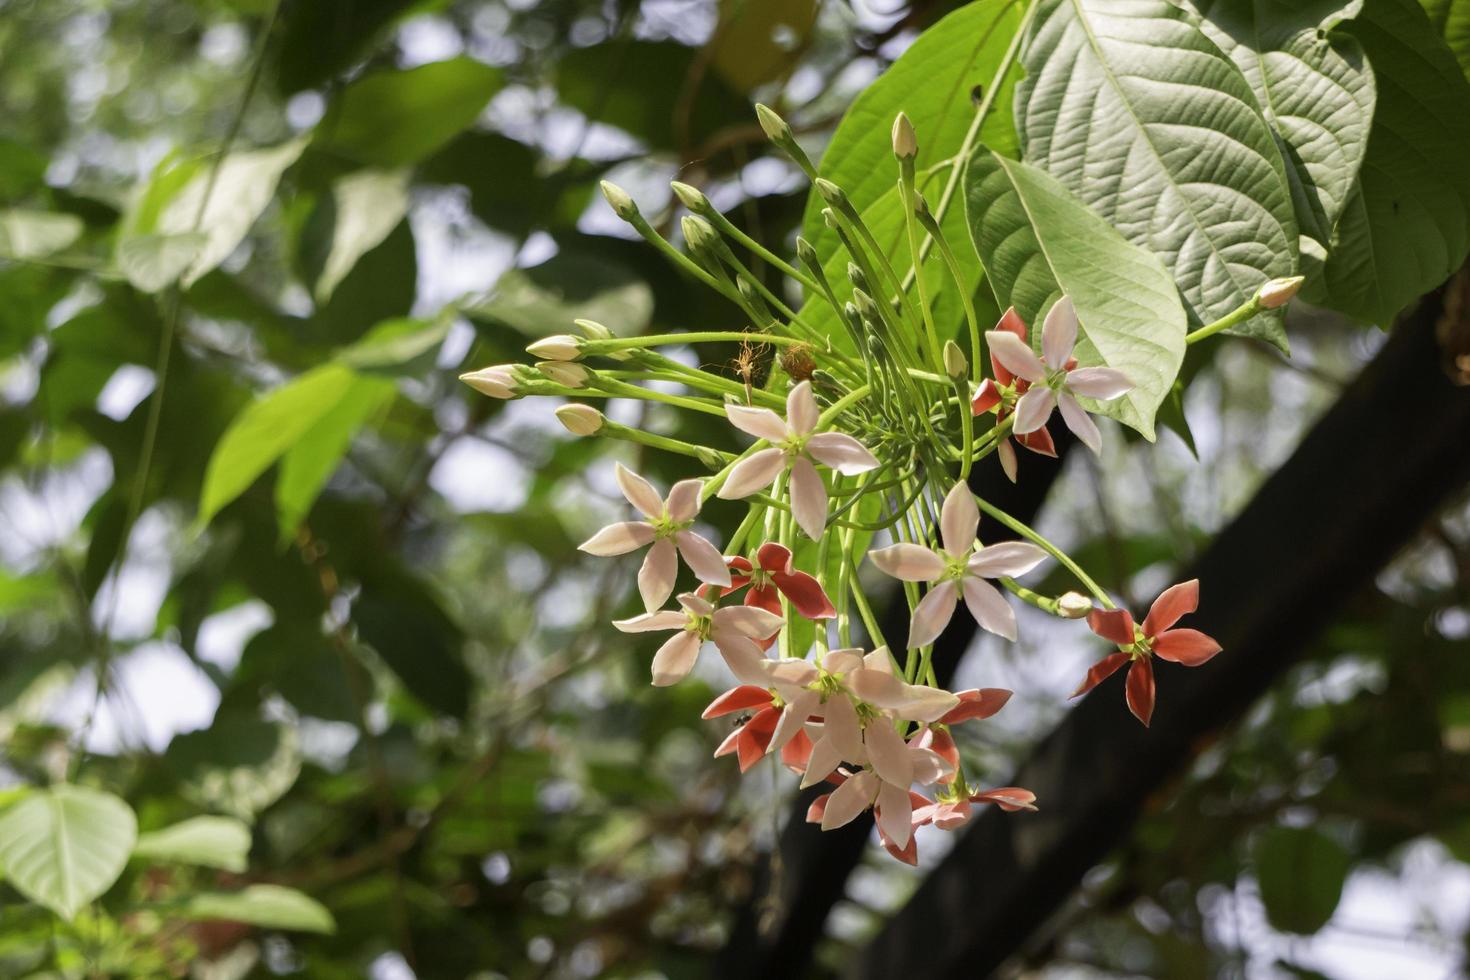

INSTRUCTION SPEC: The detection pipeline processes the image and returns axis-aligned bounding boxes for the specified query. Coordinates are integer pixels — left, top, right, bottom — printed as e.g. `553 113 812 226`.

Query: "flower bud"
814 177 848 208
1256 275 1304 310
891 112 917 160
526 335 581 361
822 208 840 231
1056 592 1093 619
846 262 869 293
694 446 727 471
943 340 967 379
670 180 708 213
796 236 818 269
574 318 612 341
538 361 590 387
600 180 638 220
556 403 604 436
459 365 521 399
755 103 792 144
681 214 718 252
913 190 932 220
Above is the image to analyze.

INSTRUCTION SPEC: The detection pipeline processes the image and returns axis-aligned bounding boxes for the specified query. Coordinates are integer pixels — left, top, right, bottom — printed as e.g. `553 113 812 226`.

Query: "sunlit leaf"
166 719 302 821
315 169 411 303
133 816 252 873
0 785 137 921
0 209 83 260
183 885 335 934
116 231 207 294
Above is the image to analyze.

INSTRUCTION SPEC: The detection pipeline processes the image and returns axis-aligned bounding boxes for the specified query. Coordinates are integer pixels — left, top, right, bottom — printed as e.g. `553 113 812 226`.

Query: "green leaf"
315 169 411 303
0 209 83 260
467 249 654 338
166 719 302 821
275 374 395 541
1311 0 1470 325
1421 0 1470 81
800 0 1024 261
710 0 819 92
964 150 1188 439
336 316 451 370
115 232 207 294
132 816 252 873
182 885 335 934
276 0 429 94
354 572 470 718
1180 0 1375 250
1254 825 1352 934
0 785 138 921
198 363 362 528
315 59 501 167
1017 0 1298 349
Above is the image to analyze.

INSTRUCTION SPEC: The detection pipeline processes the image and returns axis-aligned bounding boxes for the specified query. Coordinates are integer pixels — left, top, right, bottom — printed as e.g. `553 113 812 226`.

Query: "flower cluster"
459 107 1240 864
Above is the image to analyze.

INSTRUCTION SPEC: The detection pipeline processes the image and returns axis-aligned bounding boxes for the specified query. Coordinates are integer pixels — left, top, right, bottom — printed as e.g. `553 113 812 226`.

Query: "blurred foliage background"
0 0 1468 977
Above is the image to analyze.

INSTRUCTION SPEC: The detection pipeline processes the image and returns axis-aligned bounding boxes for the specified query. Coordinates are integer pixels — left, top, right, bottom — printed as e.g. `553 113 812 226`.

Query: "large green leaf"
183 885 335 934
965 150 1187 439
315 169 411 303
315 59 501 167
1180 0 1374 250
0 209 83 259
166 719 302 820
1311 0 1470 325
1254 825 1352 934
132 816 252 873
0 785 138 921
467 249 654 338
1421 0 1470 81
1017 0 1298 349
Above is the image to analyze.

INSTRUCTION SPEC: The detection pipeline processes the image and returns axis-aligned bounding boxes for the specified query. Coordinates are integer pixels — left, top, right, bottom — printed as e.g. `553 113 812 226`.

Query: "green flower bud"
555 403 604 436
891 112 918 160
600 180 638 220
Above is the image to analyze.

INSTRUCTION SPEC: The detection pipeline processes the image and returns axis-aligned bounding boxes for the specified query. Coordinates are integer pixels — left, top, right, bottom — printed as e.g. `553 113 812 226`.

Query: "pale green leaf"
133 816 252 873
116 231 207 294
183 885 335 934
965 150 1187 439
0 210 83 260
197 363 360 527
0 785 138 921
315 169 411 303
1017 0 1298 349
1255 826 1351 934
275 375 395 541
469 250 654 337
1311 0 1470 325
336 316 451 370
315 58 501 167
166 719 302 821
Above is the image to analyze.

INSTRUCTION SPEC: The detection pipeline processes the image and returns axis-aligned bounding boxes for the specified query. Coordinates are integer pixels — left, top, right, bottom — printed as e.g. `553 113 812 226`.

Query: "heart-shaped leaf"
0 785 137 921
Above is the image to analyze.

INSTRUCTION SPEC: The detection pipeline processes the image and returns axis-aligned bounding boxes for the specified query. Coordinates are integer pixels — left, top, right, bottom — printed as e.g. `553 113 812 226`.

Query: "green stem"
1186 295 1261 345
973 495 1115 608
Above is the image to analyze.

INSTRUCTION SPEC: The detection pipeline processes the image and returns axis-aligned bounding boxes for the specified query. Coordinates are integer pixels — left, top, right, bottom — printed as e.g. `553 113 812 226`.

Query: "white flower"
459 365 522 399
869 481 1048 647
579 463 731 611
613 593 782 687
716 381 879 539
984 297 1133 454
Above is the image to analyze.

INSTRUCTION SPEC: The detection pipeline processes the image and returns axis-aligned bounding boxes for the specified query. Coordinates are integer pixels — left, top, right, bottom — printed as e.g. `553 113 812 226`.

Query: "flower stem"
1186 295 1262 345
973 495 1115 608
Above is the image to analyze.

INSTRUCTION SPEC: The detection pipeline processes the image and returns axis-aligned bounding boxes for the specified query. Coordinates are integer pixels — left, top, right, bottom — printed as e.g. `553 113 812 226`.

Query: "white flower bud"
600 180 637 220
574 318 612 341
556 404 604 436
943 339 967 380
526 335 581 361
1056 592 1093 619
459 365 520 399
1256 275 1305 310
891 112 917 160
538 361 590 387
755 103 791 144
670 181 708 212
681 215 717 251
814 178 847 207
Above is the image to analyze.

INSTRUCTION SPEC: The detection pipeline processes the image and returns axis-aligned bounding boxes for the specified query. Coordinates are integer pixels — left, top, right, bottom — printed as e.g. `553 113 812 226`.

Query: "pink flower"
716 381 879 539
722 541 836 620
970 308 1059 483
703 685 816 774
868 481 1047 646
764 648 961 732
911 787 1039 833
613 593 783 687
580 463 731 612
984 297 1133 455
1073 579 1223 726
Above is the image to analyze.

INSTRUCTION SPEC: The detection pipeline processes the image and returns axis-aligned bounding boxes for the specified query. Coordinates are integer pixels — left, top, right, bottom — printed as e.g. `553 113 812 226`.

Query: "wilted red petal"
702 685 774 719
940 688 1013 724
1125 658 1155 727
1071 651 1129 698
971 787 1037 812
926 728 960 783
1088 607 1136 646
755 541 794 574
1151 628 1222 666
772 570 836 619
971 379 1002 416
806 791 832 824
744 583 783 617
1017 424 1057 457
1142 579 1199 637
781 727 814 774
736 707 780 772
990 307 1028 384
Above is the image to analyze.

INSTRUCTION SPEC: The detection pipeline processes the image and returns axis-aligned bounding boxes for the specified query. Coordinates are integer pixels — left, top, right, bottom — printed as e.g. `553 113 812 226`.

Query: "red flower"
970 307 1061 483
704 684 814 774
1073 579 1222 726
723 541 836 620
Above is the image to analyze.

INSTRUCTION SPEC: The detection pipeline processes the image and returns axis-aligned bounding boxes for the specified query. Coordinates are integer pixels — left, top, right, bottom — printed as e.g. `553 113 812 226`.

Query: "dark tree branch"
860 283 1470 977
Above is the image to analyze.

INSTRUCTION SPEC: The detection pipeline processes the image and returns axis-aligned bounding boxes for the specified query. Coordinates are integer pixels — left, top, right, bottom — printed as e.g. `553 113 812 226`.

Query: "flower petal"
889 686 961 724
1088 607 1136 646
781 727 814 774
1042 296 1078 370
823 692 865 761
772 568 836 619
1142 579 1199 637
717 635 776 687
651 630 703 686
805 432 880 475
967 540 1048 579
726 404 788 443
1066 366 1133 400
1070 651 1129 698
970 787 1038 812
971 378 1002 416
1017 425 1057 457
664 478 704 523
990 307 1029 381
1126 658 1155 726
788 455 828 540
675 530 732 587
864 721 914 788
638 537 678 612
718 447 787 499
702 685 772 719
786 380 818 436
801 734 844 788
908 580 959 649
822 648 864 675
939 688 1013 725
713 604 784 641
678 592 714 617
745 583 783 616
1057 392 1101 455
846 667 907 708
875 779 914 849
1151 628 1222 666
765 657 819 698
939 481 979 558
821 770 877 830
921 728 959 781
769 689 820 754
867 543 946 582
997 437 1018 483
615 463 664 519
578 521 655 556
735 706 780 771
1013 386 1056 435
754 541 793 574
612 610 686 633
985 330 1046 384
962 576 1017 641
